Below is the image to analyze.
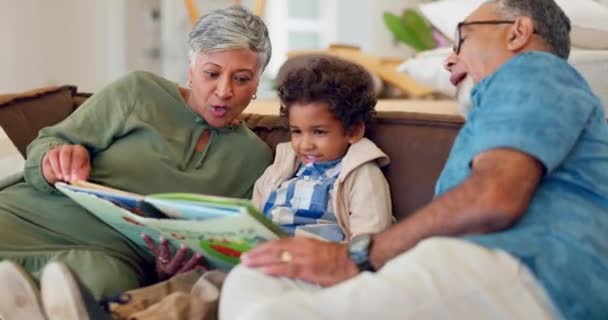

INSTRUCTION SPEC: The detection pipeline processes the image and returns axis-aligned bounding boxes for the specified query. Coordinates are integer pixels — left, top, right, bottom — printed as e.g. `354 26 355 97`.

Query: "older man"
220 1 608 319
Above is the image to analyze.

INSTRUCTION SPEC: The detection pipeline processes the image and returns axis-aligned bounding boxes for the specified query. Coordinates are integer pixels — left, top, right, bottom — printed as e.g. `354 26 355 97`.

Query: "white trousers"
219 237 562 320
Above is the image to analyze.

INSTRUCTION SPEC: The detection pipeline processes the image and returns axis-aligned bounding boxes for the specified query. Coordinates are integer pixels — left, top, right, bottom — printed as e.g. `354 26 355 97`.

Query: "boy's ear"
347 122 365 144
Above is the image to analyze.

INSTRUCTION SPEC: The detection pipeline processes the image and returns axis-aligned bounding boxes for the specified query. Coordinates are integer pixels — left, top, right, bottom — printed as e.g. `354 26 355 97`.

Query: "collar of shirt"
295 158 343 180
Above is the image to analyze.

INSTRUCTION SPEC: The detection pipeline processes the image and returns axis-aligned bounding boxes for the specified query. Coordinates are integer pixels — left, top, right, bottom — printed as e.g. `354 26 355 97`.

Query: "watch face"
349 234 371 264
350 234 371 251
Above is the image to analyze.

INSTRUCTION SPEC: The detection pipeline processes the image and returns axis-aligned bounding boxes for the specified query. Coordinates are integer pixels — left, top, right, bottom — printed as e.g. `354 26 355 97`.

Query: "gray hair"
487 0 571 59
188 5 272 71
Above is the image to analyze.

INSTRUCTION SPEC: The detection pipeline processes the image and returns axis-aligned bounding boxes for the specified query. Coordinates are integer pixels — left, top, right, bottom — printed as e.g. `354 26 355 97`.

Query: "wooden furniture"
287 44 434 98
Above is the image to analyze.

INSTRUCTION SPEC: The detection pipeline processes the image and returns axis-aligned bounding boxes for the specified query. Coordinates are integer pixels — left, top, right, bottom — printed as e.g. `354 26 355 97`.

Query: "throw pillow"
0 126 24 188
398 48 608 116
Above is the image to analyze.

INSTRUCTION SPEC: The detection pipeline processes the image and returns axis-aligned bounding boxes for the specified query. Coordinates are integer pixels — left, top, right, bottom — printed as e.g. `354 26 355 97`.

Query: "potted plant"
383 8 437 52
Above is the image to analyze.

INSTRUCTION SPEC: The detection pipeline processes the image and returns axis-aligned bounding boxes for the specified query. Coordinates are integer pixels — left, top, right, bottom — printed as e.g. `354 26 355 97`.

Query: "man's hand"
42 144 91 184
241 237 359 287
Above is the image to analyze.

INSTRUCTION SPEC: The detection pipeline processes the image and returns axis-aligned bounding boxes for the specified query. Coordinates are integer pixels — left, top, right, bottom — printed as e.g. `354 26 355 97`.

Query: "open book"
55 181 285 270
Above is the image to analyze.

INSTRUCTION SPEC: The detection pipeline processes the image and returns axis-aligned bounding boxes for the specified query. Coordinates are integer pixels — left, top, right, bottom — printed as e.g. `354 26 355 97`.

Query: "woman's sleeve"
24 73 138 193
346 163 393 240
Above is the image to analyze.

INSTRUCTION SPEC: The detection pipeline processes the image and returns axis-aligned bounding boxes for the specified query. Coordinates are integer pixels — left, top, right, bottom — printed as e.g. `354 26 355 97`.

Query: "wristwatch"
348 234 375 272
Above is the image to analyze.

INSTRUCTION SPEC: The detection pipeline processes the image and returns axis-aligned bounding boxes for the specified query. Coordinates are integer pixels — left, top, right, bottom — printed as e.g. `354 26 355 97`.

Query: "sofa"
0 85 464 221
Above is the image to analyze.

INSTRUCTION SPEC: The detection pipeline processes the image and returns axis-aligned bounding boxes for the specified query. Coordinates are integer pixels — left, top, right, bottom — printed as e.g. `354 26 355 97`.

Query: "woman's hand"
241 237 359 287
141 233 206 281
42 144 91 184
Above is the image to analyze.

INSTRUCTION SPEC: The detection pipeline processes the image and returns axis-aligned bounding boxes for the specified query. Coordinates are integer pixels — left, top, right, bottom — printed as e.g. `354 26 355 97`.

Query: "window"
265 0 337 79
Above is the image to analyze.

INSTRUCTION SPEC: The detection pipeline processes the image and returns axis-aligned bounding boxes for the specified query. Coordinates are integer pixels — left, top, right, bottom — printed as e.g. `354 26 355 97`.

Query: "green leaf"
383 12 427 52
400 9 436 50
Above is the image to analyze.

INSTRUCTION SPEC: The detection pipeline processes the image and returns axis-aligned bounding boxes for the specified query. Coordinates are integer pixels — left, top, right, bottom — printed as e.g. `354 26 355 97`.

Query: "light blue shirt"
435 52 608 319
263 159 345 242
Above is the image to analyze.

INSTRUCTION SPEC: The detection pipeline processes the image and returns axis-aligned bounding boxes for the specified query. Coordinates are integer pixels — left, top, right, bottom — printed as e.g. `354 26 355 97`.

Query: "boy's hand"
141 234 206 281
241 237 359 287
42 144 91 184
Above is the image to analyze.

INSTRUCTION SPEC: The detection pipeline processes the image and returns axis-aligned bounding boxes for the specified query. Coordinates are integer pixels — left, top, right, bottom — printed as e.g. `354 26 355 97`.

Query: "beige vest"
252 138 394 241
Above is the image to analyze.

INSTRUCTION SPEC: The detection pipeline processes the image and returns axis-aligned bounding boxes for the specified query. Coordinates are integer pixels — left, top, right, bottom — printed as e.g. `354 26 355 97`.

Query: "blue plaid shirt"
262 159 345 242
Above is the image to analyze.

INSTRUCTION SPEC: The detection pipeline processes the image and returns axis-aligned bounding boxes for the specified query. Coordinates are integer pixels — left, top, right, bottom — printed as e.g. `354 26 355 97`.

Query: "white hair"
188 5 272 70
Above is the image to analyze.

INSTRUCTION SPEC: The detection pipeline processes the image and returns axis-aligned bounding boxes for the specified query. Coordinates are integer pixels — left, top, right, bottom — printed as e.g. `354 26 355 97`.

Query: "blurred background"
1 0 607 98
0 0 438 96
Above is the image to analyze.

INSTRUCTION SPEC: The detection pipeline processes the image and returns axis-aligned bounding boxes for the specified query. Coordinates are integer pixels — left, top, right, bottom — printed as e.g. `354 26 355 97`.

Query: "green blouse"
0 71 272 271
26 71 272 197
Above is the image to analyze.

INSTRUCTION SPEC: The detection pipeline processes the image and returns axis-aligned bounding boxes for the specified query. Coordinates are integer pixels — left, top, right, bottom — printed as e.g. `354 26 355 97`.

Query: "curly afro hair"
277 56 377 132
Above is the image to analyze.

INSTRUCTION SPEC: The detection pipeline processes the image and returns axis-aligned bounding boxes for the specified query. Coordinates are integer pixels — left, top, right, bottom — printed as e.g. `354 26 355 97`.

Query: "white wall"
5 0 602 95
1 0 47 93
0 0 130 93
0 0 426 94
0 0 240 94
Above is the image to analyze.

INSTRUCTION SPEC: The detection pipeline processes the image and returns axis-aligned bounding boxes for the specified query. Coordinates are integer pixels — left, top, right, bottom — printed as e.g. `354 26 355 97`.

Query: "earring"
252 94 257 100
188 80 192 88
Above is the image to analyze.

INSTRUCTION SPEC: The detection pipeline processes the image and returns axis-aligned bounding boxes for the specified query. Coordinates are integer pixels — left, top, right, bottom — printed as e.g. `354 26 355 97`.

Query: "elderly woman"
0 5 271 317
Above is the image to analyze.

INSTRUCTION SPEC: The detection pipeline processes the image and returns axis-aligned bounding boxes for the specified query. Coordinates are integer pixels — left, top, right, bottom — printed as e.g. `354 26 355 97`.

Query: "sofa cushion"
0 85 77 156
241 110 463 221
368 112 462 219
0 126 24 188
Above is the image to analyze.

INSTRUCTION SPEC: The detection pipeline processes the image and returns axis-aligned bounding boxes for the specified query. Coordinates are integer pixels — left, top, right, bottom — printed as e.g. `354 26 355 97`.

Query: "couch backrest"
0 86 78 156
240 111 463 221
1 88 464 222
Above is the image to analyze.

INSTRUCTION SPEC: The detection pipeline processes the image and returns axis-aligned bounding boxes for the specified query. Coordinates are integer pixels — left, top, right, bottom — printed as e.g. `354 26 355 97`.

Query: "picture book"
55 181 285 270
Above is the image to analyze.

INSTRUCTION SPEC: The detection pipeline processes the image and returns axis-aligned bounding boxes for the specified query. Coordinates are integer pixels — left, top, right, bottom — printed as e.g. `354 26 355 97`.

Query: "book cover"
55 181 285 270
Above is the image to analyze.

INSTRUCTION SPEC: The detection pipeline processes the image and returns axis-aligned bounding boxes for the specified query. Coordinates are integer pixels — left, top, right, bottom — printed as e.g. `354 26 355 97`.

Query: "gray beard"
456 76 475 119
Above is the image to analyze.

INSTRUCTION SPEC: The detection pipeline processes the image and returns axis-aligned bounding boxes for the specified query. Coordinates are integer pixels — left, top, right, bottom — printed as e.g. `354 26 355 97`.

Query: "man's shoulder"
492 52 586 88
476 51 600 114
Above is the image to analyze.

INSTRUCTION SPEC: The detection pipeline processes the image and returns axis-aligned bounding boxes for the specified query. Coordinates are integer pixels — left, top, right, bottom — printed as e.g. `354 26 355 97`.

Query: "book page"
57 183 285 270
145 197 241 220
145 193 286 237
60 182 163 218
71 180 143 199
56 183 171 257
144 210 281 270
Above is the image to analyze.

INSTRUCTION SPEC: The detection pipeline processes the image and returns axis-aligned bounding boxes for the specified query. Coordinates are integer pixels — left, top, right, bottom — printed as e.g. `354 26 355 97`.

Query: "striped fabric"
262 159 345 242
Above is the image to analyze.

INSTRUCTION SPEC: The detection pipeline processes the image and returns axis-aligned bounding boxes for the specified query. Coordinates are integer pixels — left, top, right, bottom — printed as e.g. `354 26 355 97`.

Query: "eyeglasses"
453 20 515 54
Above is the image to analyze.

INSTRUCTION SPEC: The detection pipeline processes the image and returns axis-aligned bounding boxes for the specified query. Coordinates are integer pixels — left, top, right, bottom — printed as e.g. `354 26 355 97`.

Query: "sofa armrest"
0 171 24 190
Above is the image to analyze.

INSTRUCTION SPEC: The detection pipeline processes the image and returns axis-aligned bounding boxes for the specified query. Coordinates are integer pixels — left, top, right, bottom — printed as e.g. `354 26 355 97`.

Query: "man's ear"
507 16 536 52
347 122 365 144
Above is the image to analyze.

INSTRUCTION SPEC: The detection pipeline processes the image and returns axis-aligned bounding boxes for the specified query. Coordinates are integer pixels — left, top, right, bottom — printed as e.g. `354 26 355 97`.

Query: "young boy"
252 56 393 242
